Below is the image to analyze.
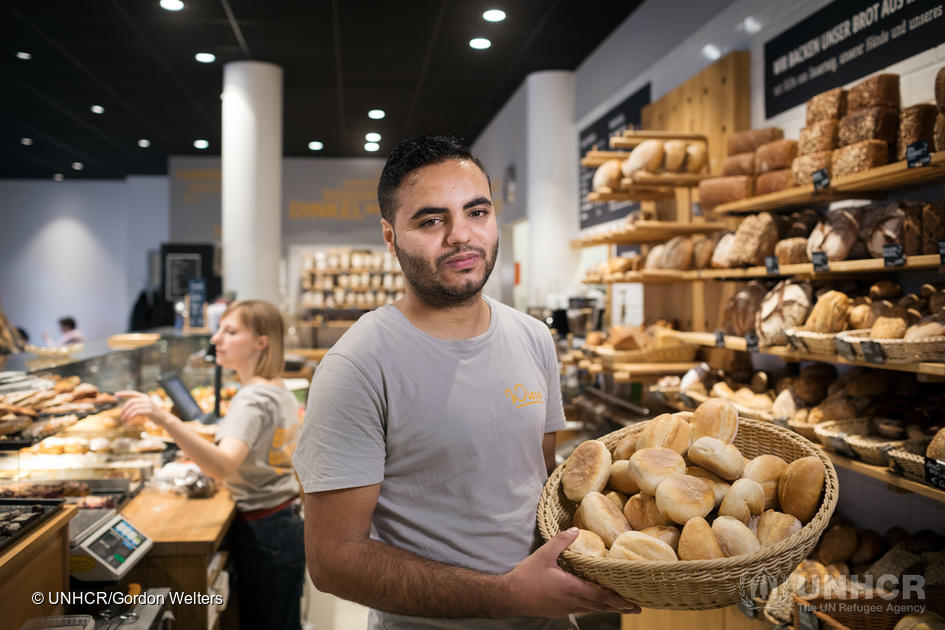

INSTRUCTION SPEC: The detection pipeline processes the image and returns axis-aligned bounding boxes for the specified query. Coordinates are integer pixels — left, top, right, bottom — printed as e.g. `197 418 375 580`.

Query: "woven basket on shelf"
681 390 774 422
784 327 840 356
813 418 868 451
537 417 839 610
788 417 820 441
836 329 945 363
886 439 932 483
844 433 906 467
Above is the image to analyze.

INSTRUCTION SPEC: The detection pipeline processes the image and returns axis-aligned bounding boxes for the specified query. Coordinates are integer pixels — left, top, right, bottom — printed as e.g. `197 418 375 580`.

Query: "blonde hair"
221 300 285 379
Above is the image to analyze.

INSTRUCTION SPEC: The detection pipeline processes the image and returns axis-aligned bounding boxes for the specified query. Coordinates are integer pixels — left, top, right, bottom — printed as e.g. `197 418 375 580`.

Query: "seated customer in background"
44 316 84 346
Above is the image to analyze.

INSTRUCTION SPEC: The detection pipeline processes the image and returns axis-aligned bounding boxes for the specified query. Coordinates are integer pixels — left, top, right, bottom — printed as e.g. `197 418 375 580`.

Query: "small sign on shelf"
882 243 905 268
765 256 780 275
860 340 886 364
745 332 760 353
811 251 829 272
715 330 726 348
924 457 945 491
906 141 931 169
812 168 830 191
835 338 856 362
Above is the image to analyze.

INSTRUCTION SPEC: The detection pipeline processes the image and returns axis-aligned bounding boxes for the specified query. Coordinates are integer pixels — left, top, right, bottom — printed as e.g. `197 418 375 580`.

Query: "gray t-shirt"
217 382 301 512
293 297 569 629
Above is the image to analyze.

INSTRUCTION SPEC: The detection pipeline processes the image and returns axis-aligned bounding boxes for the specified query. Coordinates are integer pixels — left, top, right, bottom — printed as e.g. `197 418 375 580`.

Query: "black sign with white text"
764 0 945 118
906 141 931 167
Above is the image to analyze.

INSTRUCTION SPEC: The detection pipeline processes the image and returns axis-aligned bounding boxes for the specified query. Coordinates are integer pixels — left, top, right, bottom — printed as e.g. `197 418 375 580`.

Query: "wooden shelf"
573 220 725 247
823 450 945 505
610 131 708 149
587 189 675 202
711 151 945 214
608 361 700 375
580 150 630 168
665 330 945 377
628 172 709 187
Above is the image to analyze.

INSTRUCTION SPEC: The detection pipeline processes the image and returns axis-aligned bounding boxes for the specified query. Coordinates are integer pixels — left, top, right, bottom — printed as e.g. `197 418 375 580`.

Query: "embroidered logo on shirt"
505 383 544 408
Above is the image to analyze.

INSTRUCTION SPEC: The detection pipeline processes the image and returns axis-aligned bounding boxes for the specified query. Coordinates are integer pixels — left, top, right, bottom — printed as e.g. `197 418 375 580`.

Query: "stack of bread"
584 322 675 351
644 234 716 271
591 139 708 193
936 67 945 152
561 399 827 566
584 253 643 282
698 128 786 207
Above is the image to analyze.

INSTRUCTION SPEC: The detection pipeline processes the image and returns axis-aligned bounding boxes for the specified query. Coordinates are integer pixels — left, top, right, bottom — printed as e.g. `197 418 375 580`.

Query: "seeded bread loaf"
727 127 784 156
897 104 939 161
799 119 839 155
832 140 888 178
807 88 847 124
936 113 945 152
756 169 794 195
698 176 754 208
729 212 779 267
935 66 945 113
721 152 756 176
848 74 900 111
839 107 898 147
792 152 832 186
756 140 798 174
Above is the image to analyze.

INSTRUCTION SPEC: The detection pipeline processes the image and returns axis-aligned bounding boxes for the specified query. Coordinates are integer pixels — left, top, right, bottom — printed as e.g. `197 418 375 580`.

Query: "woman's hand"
116 390 172 427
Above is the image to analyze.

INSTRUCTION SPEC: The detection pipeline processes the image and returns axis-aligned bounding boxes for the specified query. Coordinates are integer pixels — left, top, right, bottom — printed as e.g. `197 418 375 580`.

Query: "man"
44 316 84 346
293 136 638 628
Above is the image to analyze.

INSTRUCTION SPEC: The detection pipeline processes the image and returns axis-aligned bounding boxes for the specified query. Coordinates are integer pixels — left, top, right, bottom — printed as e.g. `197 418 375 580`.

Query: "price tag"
882 243 905 268
906 141 931 168
798 605 821 630
860 340 886 364
939 240 945 266
827 434 857 458
765 256 780 275
715 330 726 348
692 202 703 217
835 337 856 362
812 168 830 190
924 458 945 491
745 332 760 353
812 251 829 272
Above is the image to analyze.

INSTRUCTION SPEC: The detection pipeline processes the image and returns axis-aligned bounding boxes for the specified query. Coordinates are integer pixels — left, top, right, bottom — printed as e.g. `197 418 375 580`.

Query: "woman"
119 300 304 630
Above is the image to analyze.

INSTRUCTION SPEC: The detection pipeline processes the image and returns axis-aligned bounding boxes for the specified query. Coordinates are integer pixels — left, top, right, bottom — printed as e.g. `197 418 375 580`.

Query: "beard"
393 237 499 308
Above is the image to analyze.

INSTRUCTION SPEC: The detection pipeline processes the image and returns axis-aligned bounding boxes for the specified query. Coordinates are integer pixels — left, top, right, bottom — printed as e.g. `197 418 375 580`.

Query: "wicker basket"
682 390 774 422
793 588 945 630
886 439 932 483
813 419 867 452
785 327 840 356
844 433 906 467
788 417 820 441
592 343 698 366
836 329 945 364
537 417 839 610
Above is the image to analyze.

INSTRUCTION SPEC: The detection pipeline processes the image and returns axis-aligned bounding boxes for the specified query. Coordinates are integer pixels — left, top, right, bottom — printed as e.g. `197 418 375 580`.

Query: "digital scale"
70 512 152 581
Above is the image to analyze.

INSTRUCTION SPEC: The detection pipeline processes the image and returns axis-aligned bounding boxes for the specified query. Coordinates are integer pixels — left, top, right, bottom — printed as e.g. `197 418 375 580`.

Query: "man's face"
383 159 498 307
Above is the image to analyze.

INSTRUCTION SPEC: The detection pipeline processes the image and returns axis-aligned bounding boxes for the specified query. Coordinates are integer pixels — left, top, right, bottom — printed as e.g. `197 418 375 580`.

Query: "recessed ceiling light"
20 137 33 146
72 162 84 171
138 139 151 148
193 139 209 149
160 0 184 11
469 38 491 50
195 52 216 63
307 141 324 151
90 105 105 114
743 17 762 34
365 132 381 142
368 109 385 120
483 9 506 22
702 44 722 60
53 173 64 182
16 51 31 60
364 142 380 152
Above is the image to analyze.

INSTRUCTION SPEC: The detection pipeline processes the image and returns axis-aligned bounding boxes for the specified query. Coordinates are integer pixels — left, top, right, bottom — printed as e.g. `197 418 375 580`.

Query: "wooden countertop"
0 504 77 581
121 487 236 556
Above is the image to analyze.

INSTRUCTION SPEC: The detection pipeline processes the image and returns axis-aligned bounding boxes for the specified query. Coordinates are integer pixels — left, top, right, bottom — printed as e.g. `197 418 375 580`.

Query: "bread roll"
778 456 825 523
624 491 672 530
871 307 909 339
717 478 764 524
636 414 691 455
608 530 678 562
691 236 715 270
805 290 851 333
756 510 802 547
904 314 945 340
743 454 788 509
710 233 737 269
691 399 738 444
592 160 623 192
927 428 945 460
869 280 900 300
622 140 664 177
794 363 837 405
712 515 762 557
568 529 607 557
685 143 707 173
848 300 890 329
605 490 628 511
771 389 800 423
629 447 687 495
654 475 714 525
659 236 694 270
580 491 630 547
663 140 687 172
562 440 612 501
572 503 587 529
678 516 726 560
685 466 730 509
641 525 681 551
817 524 859 565
850 529 885 564
688 436 744 481
609 460 641 495
612 434 637 461
645 244 666 270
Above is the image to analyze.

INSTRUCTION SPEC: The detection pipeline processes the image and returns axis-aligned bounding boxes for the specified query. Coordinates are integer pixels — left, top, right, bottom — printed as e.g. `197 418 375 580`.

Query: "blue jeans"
232 503 305 630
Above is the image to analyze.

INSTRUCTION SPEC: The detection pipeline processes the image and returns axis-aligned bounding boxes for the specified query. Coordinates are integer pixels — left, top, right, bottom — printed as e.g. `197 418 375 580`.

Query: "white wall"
0 177 169 342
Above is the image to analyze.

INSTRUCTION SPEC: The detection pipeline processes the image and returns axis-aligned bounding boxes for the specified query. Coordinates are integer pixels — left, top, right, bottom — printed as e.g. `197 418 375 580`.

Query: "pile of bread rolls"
584 322 675 352
591 139 707 193
560 399 827 563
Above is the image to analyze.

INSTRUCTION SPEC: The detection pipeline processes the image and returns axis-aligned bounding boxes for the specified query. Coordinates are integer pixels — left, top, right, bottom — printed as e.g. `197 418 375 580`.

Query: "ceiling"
0 0 640 180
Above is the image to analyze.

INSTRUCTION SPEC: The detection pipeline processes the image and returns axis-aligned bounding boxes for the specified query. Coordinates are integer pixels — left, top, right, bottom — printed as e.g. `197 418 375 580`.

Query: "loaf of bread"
792 151 832 186
848 300 892 329
718 477 765 524
645 244 665 270
663 140 687 172
903 201 922 256
922 202 944 255
799 119 840 155
928 428 945 460
659 236 694 270
608 530 678 562
771 389 800 423
936 113 945 152
691 236 715 270
710 233 737 269
641 526 681 551
678 517 726 560
608 460 641 495
685 143 708 173
691 399 738 444
848 74 900 111
623 491 672 530
728 127 784 156
756 280 813 347
817 524 859 565
832 140 889 178
871 307 909 339
897 104 939 161
937 66 945 113
592 160 623 192
568 529 607 557
743 454 788 509
686 466 730 509
756 510 802 547
794 363 836 405
756 169 794 195
688 436 744 481
722 152 756 176
807 88 847 124
850 529 886 564
712 515 761 557
785 208 821 238
698 176 754 208
729 212 779 267
778 456 825 523
563 440 612 501
756 139 798 174
805 290 851 333
629 447 687 495
580 491 630 547
806 206 863 261
838 107 898 147
605 491 628 511
904 314 945 340
655 475 715 525
775 238 809 265
636 413 691 455
860 203 904 258
622 139 664 177
724 281 766 336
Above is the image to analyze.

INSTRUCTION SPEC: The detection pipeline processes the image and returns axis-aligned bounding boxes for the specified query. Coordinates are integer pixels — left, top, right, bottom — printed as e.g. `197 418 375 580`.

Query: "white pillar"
525 71 580 308
221 61 283 304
